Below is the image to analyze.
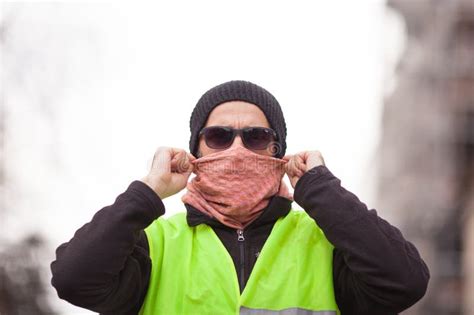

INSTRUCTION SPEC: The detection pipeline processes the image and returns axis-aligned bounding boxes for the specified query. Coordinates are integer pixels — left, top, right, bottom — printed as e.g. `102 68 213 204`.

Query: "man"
51 80 429 315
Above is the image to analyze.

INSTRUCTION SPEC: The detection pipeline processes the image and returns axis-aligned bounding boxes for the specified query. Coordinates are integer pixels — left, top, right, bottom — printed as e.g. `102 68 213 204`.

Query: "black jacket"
50 165 430 315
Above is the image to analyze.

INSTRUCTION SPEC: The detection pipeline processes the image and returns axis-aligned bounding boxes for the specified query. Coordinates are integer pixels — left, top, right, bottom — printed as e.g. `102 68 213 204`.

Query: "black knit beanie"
189 80 287 158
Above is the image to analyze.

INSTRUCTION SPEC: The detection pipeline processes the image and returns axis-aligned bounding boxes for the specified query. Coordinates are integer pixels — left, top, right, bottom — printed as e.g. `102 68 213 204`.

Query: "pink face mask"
181 146 293 230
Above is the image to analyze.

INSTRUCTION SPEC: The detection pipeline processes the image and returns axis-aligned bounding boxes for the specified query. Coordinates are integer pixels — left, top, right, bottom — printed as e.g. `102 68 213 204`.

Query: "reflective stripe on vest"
139 209 340 315
240 307 336 315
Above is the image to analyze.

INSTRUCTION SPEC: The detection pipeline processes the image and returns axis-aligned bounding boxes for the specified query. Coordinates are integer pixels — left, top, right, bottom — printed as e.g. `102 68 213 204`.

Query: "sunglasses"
199 126 277 151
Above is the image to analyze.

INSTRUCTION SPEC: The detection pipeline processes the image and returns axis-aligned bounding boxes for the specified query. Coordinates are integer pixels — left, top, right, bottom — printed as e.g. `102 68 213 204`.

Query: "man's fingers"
150 147 195 174
287 153 304 176
170 149 195 173
151 147 172 172
285 156 294 174
285 155 304 178
181 153 194 173
295 154 307 173
305 150 324 168
284 151 325 187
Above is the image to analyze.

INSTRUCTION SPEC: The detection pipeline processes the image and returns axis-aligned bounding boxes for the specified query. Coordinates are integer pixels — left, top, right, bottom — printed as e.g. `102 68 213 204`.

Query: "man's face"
197 101 274 157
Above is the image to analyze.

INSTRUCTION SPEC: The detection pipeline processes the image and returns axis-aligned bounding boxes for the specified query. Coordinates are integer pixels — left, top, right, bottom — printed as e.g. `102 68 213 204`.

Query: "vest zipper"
237 229 245 291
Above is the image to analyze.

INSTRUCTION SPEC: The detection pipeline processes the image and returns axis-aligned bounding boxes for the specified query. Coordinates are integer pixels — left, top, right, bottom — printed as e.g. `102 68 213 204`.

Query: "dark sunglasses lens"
204 127 234 149
243 128 274 150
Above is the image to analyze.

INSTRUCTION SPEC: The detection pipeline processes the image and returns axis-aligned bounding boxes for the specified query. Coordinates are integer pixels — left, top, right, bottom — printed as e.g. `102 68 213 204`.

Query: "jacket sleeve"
50 180 165 315
293 165 430 315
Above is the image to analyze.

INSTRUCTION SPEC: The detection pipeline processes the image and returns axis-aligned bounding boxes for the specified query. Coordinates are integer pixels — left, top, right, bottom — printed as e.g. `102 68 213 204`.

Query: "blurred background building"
0 235 53 315
376 0 474 314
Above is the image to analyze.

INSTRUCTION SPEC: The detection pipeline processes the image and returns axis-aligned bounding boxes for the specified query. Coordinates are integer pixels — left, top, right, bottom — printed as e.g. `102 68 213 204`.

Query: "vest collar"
185 196 293 229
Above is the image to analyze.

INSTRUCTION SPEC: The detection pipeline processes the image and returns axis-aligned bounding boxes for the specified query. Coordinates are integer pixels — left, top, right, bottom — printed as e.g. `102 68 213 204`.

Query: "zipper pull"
237 229 245 241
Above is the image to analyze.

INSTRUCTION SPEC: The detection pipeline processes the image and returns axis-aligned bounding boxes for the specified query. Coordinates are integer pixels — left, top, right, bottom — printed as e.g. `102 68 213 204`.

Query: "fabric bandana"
181 146 293 229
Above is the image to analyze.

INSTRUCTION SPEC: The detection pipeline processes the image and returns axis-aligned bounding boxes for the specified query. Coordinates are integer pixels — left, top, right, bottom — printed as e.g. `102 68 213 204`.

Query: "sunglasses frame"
198 126 277 150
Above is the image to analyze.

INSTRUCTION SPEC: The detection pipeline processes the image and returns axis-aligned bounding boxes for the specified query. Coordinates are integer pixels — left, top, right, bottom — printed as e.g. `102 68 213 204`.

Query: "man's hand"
140 147 196 199
283 151 325 188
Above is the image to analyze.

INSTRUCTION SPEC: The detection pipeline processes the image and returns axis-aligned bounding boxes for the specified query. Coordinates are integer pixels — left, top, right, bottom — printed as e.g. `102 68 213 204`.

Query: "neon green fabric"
139 209 340 315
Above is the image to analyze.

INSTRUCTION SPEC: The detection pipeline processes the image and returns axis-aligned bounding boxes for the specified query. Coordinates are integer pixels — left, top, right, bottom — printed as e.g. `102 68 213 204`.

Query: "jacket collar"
185 196 293 230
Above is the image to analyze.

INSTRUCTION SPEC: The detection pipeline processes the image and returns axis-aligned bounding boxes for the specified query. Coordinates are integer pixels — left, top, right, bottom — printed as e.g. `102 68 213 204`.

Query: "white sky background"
1 1 405 314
